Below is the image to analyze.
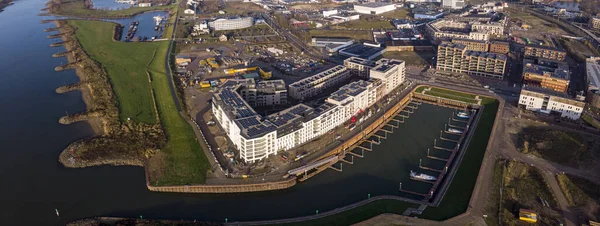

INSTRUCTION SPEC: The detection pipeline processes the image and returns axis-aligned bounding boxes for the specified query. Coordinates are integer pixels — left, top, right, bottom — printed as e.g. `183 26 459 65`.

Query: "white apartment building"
518 86 585 120
212 60 406 162
443 0 465 9
289 65 352 100
354 2 397 15
369 59 406 94
471 22 505 36
208 17 254 31
427 19 491 41
344 57 376 78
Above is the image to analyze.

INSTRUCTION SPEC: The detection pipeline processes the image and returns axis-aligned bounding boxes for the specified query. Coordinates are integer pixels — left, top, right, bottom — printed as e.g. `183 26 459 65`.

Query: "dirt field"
381 51 436 66
506 8 569 44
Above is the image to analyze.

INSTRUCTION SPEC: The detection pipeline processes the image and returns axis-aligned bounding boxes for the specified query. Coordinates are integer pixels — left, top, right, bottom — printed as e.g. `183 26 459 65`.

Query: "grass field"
70 19 209 185
309 29 372 41
278 200 417 226
381 51 435 66
583 114 600 129
378 8 411 19
52 0 171 17
518 127 597 169
421 97 499 219
337 19 394 30
70 20 158 124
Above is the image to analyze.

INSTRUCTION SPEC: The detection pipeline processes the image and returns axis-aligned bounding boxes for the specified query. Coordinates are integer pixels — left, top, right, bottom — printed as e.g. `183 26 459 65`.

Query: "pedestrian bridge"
287 155 338 176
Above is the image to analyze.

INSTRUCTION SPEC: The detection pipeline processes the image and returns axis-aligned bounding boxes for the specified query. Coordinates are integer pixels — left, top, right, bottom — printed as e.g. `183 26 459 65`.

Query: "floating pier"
339 155 354 164
439 131 459 143
399 183 427 197
426 149 449 161
433 139 455 152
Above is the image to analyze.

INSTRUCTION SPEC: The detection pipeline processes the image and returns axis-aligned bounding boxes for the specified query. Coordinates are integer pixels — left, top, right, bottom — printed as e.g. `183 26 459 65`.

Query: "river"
0 1 460 225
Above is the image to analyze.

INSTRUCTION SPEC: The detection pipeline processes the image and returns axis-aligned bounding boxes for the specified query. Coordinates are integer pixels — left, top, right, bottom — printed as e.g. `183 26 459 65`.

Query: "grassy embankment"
483 159 506 226
557 174 600 207
47 0 171 18
69 20 209 185
583 114 600 129
518 127 599 169
420 88 499 219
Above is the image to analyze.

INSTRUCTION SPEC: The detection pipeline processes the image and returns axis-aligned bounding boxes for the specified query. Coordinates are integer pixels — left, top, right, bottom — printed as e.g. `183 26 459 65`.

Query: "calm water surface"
0 1 460 225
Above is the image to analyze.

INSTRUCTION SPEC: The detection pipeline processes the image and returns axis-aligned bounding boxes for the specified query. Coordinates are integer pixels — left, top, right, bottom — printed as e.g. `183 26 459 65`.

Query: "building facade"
522 58 570 93
590 16 600 30
586 57 600 108
369 59 406 94
443 0 465 9
471 22 505 36
450 38 489 52
212 59 406 162
524 45 567 61
518 86 585 120
208 17 254 31
354 2 397 15
489 41 509 54
436 42 507 79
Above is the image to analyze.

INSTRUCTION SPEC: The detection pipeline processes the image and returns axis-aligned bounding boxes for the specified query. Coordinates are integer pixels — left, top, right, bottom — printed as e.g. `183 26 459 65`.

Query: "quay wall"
147 177 297 193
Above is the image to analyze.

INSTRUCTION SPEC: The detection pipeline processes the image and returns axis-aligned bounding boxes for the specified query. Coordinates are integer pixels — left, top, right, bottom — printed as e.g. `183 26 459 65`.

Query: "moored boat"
410 170 437 181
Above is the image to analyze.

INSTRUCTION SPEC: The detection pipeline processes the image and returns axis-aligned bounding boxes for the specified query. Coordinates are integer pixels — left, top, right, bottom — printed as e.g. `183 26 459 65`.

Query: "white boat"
456 112 470 119
153 16 165 26
447 128 463 134
410 170 437 181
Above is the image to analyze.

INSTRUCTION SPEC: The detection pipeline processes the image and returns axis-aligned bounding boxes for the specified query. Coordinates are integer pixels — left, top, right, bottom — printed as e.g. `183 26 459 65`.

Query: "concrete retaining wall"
147 177 297 193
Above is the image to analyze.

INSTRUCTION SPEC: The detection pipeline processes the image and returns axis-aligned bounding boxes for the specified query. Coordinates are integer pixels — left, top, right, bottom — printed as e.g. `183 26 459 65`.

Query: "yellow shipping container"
519 209 537 223
200 81 211 88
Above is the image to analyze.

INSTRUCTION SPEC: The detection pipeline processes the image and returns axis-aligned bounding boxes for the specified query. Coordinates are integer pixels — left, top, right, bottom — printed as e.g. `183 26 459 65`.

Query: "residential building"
388 28 421 41
522 58 570 93
442 0 465 9
450 38 489 52
518 86 585 120
212 60 406 162
369 59 406 94
592 17 600 30
426 19 490 41
489 41 509 54
354 2 397 15
586 57 600 108
238 80 288 106
524 44 566 61
289 65 351 100
344 57 376 78
436 42 507 79
391 19 414 29
208 17 254 31
322 9 338 17
471 22 504 36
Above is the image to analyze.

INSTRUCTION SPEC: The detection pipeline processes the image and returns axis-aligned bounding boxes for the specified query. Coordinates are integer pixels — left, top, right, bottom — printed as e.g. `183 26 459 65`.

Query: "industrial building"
586 57 600 108
212 59 406 162
354 2 397 15
518 86 585 120
339 43 386 60
208 17 254 31
522 58 570 93
524 44 567 61
436 42 507 79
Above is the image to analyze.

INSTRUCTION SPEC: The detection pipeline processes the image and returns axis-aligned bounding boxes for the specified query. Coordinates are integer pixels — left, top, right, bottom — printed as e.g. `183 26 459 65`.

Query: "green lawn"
52 0 171 18
421 98 499 220
337 19 394 30
70 20 157 124
70 19 209 185
379 8 411 19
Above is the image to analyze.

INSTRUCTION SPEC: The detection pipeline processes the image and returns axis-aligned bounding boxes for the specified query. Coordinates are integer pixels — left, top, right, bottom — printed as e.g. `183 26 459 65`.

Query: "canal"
0 1 469 225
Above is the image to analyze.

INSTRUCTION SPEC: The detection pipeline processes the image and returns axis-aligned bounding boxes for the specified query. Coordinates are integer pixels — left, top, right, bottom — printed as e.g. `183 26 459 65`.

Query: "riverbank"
54 20 166 169
0 0 14 13
45 0 171 18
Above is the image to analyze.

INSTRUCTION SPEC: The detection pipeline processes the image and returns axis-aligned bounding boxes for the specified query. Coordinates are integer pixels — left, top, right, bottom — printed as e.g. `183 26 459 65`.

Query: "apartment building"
369 59 406 94
212 60 406 162
522 58 570 93
238 79 288 107
344 57 376 78
489 41 509 54
426 19 490 41
524 44 567 61
591 17 600 30
471 22 505 36
436 42 507 79
450 38 489 52
518 86 585 120
289 65 351 101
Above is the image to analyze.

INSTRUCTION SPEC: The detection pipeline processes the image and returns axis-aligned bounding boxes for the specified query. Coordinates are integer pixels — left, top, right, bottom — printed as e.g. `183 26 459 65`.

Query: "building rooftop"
339 44 385 59
356 2 395 8
312 37 353 43
586 57 600 93
523 58 570 80
522 85 581 103
290 65 347 88
464 50 507 60
385 40 432 46
328 80 370 102
344 56 376 67
439 42 467 50
372 59 404 73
